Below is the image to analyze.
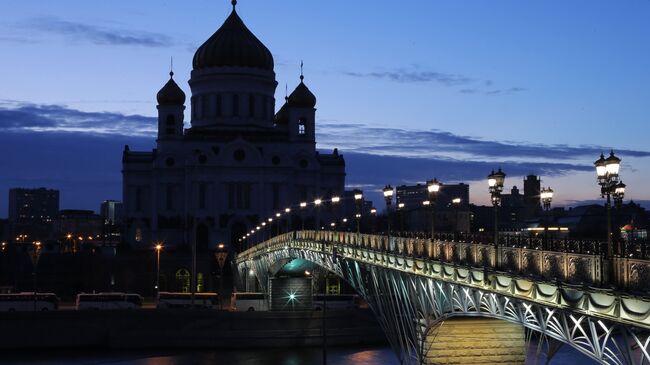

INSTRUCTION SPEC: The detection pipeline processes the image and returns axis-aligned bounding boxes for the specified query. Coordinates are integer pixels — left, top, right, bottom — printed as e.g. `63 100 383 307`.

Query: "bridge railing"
239 230 650 293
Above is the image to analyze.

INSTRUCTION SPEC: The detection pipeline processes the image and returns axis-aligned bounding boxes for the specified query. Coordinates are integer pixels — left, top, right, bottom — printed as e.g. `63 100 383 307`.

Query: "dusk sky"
1 0 650 216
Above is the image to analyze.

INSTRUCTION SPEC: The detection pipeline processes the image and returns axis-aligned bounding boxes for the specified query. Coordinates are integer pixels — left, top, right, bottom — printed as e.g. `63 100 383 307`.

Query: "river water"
1 345 597 365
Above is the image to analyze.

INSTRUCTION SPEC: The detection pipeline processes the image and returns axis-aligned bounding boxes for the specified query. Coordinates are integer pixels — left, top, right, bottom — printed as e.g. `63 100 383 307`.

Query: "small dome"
192 7 274 71
157 72 186 105
287 78 316 108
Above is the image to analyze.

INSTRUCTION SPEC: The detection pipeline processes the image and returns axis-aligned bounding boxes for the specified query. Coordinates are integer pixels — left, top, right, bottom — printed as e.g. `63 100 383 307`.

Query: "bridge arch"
237 231 650 365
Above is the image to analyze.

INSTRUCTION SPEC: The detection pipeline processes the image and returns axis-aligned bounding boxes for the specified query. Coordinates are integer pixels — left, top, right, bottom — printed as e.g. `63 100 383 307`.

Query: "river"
0 345 598 365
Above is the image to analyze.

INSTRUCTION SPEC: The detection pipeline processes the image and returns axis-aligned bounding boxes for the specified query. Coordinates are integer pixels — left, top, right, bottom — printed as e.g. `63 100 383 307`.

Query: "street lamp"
215 243 227 309
300 202 307 231
331 195 340 231
31 241 43 311
426 178 441 239
397 202 405 233
155 243 163 294
488 168 506 267
353 190 363 233
370 207 377 234
314 198 322 230
595 151 624 283
285 207 292 232
451 198 462 235
383 185 394 236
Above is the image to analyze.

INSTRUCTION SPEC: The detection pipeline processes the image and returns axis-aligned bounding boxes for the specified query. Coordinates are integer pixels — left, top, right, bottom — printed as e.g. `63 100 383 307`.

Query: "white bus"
157 292 219 309
230 292 268 312
313 294 358 310
0 292 59 312
76 293 143 310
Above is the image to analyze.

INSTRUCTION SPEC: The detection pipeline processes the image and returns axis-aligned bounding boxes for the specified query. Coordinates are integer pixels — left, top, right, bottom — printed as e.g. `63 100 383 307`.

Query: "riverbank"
0 309 386 350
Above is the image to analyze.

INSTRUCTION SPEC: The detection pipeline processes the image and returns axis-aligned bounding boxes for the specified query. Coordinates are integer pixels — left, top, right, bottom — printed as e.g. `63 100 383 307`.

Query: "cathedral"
122 1 346 252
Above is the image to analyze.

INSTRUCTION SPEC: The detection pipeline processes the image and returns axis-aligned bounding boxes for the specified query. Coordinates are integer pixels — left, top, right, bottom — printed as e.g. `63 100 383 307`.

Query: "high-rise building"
8 188 59 223
100 200 123 225
523 174 541 218
122 4 346 252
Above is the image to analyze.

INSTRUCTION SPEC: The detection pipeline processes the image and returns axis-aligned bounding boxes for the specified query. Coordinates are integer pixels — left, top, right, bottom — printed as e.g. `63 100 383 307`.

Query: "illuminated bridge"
236 230 650 365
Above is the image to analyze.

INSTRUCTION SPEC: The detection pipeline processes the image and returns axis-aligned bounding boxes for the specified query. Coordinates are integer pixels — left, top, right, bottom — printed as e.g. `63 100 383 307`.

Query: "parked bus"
157 292 219 309
313 294 358 310
0 292 59 312
76 293 143 310
230 292 268 312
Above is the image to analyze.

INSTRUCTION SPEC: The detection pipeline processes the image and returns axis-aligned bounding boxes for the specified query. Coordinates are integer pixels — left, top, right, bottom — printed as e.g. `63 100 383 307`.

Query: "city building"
7 187 59 242
100 200 123 225
122 3 345 252
395 183 470 233
8 187 59 223
55 209 103 251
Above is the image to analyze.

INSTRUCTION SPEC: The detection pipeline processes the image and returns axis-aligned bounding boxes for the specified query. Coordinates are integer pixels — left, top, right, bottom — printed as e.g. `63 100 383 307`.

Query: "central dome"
192 7 274 71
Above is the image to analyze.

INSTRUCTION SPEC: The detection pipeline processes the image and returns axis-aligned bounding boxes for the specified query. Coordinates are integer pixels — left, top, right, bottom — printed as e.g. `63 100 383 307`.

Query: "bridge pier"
425 318 525 365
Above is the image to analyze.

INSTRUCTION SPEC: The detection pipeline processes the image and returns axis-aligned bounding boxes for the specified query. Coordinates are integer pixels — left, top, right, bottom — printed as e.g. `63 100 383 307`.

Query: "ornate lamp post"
300 202 307 231
488 168 506 268
426 178 441 239
353 189 363 233
383 185 394 236
331 195 340 231
275 213 281 235
370 207 377 233
314 199 322 231
285 207 291 232
452 198 461 236
398 202 405 233
595 151 624 283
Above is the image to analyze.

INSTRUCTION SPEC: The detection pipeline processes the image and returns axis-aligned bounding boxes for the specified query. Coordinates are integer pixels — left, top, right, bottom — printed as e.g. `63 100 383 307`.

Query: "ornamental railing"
240 230 650 293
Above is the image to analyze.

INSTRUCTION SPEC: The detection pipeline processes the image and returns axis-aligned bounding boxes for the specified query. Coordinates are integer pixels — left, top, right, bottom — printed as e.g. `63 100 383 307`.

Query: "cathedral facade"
122 3 346 252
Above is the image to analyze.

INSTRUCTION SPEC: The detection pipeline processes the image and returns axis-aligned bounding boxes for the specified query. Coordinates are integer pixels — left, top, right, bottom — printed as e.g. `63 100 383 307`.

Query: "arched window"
233 94 239 117
298 118 306 135
175 269 191 293
135 228 142 243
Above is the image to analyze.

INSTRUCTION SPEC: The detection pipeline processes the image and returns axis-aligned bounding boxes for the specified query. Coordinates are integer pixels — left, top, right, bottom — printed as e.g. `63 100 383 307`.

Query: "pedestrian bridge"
236 230 650 365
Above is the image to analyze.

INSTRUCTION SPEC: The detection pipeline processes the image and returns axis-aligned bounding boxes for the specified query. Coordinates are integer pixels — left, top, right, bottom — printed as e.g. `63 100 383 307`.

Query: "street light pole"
383 185 394 236
426 178 441 239
300 202 307 231
315 199 322 231
155 243 162 295
331 195 340 231
595 151 624 285
31 241 42 312
488 169 506 269
353 190 363 234
398 203 405 233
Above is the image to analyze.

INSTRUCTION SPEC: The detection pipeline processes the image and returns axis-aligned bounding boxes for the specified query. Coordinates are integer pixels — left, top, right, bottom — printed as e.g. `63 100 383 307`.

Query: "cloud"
26 17 173 47
342 66 527 95
343 69 473 87
486 87 526 95
0 101 156 137
315 121 650 162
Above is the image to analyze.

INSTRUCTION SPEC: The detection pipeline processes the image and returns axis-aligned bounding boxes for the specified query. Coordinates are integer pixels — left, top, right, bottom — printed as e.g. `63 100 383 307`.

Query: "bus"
0 293 59 312
157 292 219 309
313 294 358 310
230 292 268 312
76 293 143 310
